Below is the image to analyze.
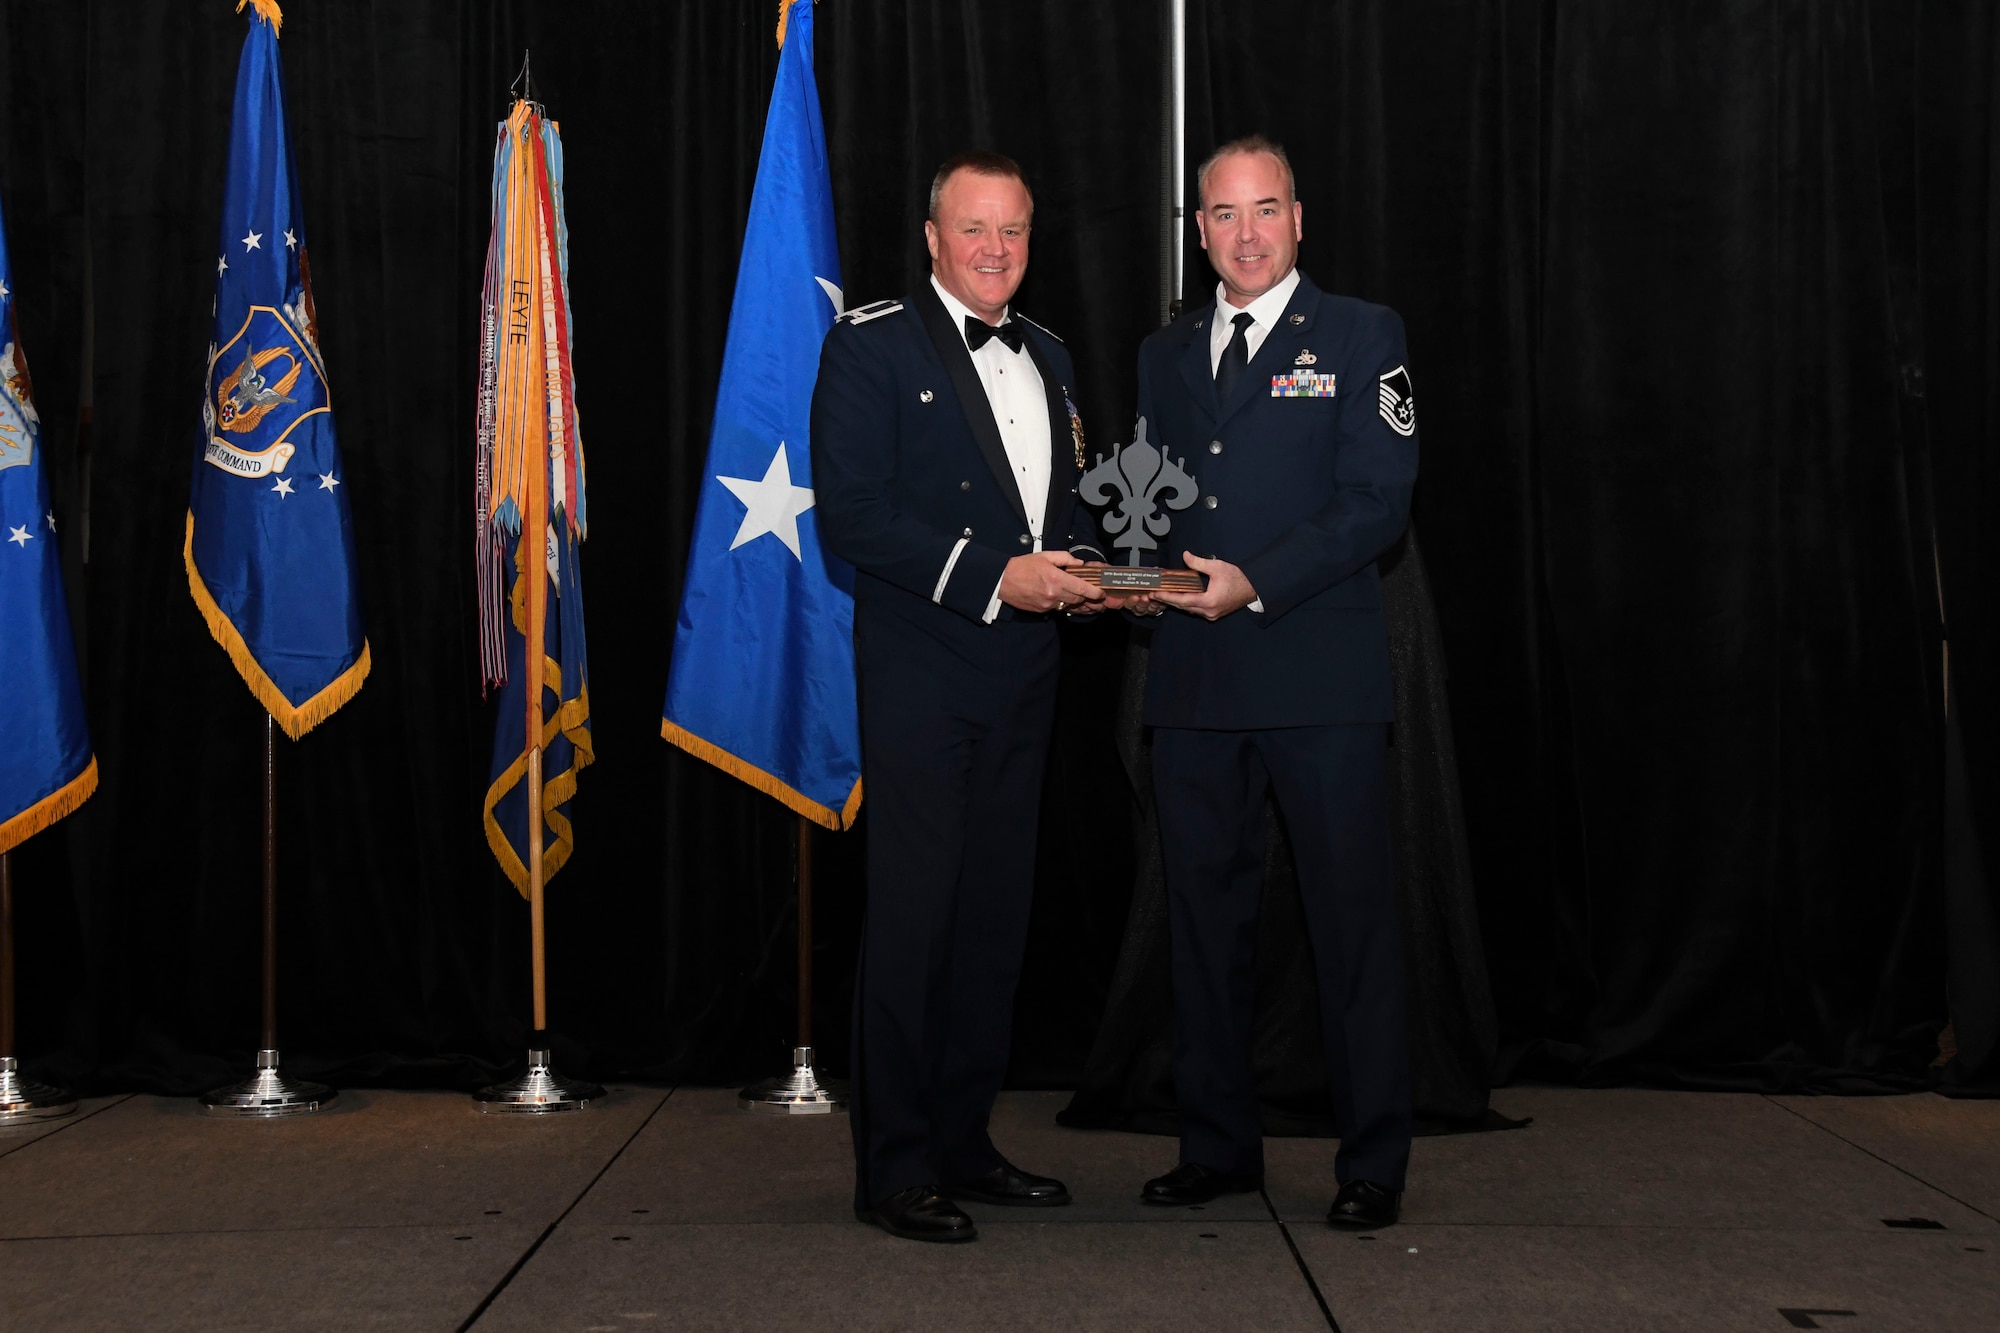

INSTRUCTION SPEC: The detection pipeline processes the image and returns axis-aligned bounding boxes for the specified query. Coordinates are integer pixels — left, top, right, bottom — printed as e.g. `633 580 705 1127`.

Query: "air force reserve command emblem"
1377 364 1416 436
0 331 37 473
202 304 328 479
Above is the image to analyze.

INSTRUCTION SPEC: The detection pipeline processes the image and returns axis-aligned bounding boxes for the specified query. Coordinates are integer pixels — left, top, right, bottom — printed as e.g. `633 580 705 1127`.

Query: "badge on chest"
1271 369 1337 398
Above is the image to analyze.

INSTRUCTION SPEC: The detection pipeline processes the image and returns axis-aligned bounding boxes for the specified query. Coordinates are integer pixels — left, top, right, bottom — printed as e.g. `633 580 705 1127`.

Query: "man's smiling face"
925 168 1033 324
1197 149 1303 308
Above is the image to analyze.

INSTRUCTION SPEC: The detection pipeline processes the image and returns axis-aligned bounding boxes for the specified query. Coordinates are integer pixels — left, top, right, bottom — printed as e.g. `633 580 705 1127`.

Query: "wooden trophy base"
1074 566 1206 593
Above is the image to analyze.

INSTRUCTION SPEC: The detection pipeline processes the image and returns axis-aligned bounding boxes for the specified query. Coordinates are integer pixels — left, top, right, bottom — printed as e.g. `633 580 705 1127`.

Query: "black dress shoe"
1327 1179 1401 1230
856 1184 978 1243
1141 1161 1263 1206
946 1160 1072 1207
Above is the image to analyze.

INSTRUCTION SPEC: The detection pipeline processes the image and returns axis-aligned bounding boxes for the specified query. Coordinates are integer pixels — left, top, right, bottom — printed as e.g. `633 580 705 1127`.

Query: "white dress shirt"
929 275 1053 622
1208 266 1300 374
1204 267 1298 615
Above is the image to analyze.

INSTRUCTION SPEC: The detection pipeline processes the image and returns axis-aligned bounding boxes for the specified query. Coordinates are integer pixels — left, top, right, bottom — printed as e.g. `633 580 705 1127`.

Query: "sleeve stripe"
934 537 970 603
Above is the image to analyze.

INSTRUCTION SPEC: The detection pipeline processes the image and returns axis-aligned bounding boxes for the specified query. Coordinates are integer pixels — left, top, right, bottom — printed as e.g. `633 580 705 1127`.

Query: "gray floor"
0 1086 1993 1331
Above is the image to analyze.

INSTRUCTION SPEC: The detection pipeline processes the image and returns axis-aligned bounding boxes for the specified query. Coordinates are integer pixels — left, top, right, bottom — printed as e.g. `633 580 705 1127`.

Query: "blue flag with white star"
0 189 96 853
187 0 366 738
662 0 860 829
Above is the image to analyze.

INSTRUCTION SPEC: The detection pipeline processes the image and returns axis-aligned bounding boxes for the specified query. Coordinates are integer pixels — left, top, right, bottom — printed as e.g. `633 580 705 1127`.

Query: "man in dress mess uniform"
1131 135 1419 1230
811 151 1116 1243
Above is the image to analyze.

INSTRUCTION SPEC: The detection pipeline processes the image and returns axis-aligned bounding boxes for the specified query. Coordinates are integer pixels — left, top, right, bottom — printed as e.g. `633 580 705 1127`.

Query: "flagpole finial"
236 0 283 37
510 49 536 107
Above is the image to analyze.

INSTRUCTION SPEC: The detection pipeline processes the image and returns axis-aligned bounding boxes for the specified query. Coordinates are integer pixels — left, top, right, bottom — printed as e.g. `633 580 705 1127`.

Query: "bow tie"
964 316 1025 353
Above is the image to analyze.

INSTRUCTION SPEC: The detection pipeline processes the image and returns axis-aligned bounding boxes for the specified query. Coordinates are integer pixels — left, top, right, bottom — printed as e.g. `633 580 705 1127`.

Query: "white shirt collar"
1215 265 1301 332
931 274 1012 350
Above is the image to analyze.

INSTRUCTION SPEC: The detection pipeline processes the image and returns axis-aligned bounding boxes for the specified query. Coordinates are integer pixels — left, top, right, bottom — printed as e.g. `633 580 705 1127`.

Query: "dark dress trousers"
811 285 1103 1209
1137 273 1419 1191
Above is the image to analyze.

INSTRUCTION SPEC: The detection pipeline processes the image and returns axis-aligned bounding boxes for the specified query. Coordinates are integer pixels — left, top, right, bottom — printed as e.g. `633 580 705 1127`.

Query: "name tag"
1271 370 1337 398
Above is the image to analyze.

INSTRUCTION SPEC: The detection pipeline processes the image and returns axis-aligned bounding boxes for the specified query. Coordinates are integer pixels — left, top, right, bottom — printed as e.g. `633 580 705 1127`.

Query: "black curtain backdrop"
1186 0 1965 1092
1921 3 2000 1091
0 0 1994 1097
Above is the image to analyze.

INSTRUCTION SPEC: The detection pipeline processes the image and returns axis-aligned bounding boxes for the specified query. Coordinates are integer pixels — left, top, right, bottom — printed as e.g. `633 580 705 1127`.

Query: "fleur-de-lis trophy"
1076 416 1207 591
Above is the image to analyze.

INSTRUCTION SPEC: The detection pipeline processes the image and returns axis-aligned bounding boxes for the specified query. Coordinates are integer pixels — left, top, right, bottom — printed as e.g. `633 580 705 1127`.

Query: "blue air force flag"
662 0 861 831
186 0 367 738
0 193 96 853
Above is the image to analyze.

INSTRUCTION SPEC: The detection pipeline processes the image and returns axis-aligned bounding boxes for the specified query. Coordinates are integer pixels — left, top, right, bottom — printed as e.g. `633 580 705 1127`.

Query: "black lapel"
1214 274 1320 427
914 284 1028 525
1176 300 1220 420
1018 328 1073 542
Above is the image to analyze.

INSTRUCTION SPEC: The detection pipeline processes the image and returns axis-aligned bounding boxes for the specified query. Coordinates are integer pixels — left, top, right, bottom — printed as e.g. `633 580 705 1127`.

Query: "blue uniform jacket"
812 284 1103 647
1136 273 1418 729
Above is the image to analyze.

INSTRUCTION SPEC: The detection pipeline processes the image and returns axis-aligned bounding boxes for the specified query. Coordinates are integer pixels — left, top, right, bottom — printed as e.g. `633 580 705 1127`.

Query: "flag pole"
738 813 846 1113
474 98 601 1109
200 713 334 1117
529 744 547 1034
796 813 812 1050
476 505 600 1113
0 850 77 1123
526 469 549 1039
261 713 279 1053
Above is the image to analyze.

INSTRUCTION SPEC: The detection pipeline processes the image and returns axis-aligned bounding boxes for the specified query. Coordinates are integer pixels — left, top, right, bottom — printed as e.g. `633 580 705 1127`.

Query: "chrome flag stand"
201 715 333 1118
740 817 845 1114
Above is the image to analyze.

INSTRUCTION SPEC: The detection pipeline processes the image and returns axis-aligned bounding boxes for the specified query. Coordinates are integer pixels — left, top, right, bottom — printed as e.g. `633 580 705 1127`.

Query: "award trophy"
1075 417 1206 592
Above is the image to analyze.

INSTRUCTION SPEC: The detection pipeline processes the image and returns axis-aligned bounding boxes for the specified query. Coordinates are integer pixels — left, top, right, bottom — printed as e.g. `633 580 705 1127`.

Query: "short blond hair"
928 151 1033 223
1196 135 1296 208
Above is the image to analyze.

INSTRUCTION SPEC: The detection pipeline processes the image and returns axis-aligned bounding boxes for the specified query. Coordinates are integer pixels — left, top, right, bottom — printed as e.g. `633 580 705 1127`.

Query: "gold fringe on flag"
479 534 595 896
661 720 862 832
482 671 594 896
0 757 98 856
184 511 372 740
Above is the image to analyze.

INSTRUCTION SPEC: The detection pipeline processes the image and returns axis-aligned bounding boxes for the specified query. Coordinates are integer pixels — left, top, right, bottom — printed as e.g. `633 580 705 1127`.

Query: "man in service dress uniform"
1133 136 1419 1230
811 152 1115 1243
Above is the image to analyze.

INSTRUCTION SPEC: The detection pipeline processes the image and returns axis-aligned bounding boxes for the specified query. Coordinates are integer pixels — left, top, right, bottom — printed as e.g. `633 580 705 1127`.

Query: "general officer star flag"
662 0 861 831
476 97 593 895
187 0 367 738
0 192 96 854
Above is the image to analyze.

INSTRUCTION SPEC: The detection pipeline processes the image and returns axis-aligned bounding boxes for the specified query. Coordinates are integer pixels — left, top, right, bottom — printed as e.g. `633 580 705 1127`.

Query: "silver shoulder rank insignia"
1288 312 1305 326
1294 349 1317 366
1015 312 1062 343
920 389 934 403
1377 365 1416 436
842 298 903 325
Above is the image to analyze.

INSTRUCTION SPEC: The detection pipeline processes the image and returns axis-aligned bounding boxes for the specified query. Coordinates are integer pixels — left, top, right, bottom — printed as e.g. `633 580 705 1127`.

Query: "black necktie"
965 315 1025 353
1214 311 1254 401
